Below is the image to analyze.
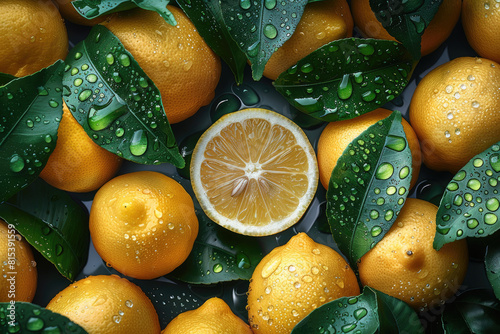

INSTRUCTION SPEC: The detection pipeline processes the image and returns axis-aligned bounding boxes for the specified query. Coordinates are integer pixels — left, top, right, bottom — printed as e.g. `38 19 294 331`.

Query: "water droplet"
370 210 379 219
353 307 367 320
486 198 499 212
485 213 498 225
86 74 97 83
337 74 352 100
113 315 122 324
384 210 394 221
385 135 407 152
106 54 115 65
55 244 63 256
358 43 375 56
9 155 25 173
341 323 357 333
232 84 259 105
467 179 481 191
119 54 131 67
26 317 44 331
376 163 394 180
447 182 459 191
301 63 314 73
371 226 382 237
115 128 125 137
302 275 313 282
213 263 223 273
240 0 251 10
247 41 260 57
112 72 122 83
26 119 34 128
261 257 281 278
88 98 128 131
265 0 277 10
130 130 148 156
49 100 59 108
236 252 251 269
78 89 92 102
489 154 500 172
445 85 453 94
467 218 479 229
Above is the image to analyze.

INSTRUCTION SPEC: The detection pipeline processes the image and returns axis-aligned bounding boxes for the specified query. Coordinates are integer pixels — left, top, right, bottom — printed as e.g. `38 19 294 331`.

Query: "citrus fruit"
40 102 123 193
0 220 37 302
162 297 252 334
358 198 468 310
351 0 461 56
0 0 68 77
89 171 199 280
409 57 500 173
247 232 360 333
190 108 318 236
102 6 221 124
46 275 160 334
317 108 422 190
263 0 353 80
462 0 500 64
54 0 107 26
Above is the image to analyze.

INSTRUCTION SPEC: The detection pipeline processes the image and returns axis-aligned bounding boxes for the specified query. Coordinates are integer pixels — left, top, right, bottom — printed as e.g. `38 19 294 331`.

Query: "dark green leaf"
442 289 500 334
169 208 264 284
0 302 87 333
376 289 424 334
176 130 204 179
0 72 16 86
434 142 500 250
0 61 64 202
326 111 413 267
369 0 443 59
220 0 309 80
485 241 500 299
63 25 184 167
177 0 247 84
292 286 423 333
292 286 379 334
71 0 177 25
274 38 413 122
0 179 90 281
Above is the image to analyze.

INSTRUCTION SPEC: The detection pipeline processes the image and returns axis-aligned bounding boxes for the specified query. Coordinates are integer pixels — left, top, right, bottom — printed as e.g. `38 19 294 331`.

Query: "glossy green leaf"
326 111 412 267
63 25 184 167
442 289 500 334
0 179 90 281
71 0 176 25
369 0 443 59
434 142 500 250
0 302 87 333
0 72 16 86
274 38 413 122
292 286 423 333
169 208 264 284
485 241 500 299
0 61 64 202
177 0 247 84
220 0 309 80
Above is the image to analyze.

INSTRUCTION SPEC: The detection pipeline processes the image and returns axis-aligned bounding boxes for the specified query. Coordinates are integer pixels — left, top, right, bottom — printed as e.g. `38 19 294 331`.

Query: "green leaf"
0 179 90 281
326 111 413 266
292 286 423 333
177 0 247 84
434 142 500 250
71 0 177 25
273 38 413 122
169 208 264 284
0 302 87 333
0 61 64 202
485 240 500 299
220 0 309 80
0 72 16 86
63 25 184 168
442 289 500 334
369 0 443 59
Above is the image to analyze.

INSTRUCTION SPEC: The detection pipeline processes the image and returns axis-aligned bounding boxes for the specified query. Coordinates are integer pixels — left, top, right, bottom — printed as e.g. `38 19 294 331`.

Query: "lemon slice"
191 108 318 236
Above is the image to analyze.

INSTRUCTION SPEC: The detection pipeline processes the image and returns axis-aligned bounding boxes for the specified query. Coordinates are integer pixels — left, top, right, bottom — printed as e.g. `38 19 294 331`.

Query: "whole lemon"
0 0 68 77
317 108 421 190
263 0 353 80
90 171 199 280
40 102 123 193
462 0 500 64
351 0 460 56
46 275 160 334
247 232 359 333
162 298 252 334
410 57 500 173
102 6 221 124
0 220 37 302
358 198 468 310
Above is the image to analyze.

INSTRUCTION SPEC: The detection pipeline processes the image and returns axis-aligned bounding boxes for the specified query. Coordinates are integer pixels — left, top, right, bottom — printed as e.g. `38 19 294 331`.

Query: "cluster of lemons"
1 0 500 333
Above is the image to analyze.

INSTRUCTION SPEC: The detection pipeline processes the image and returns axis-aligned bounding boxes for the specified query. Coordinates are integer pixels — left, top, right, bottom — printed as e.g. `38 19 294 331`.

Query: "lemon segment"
191 108 318 236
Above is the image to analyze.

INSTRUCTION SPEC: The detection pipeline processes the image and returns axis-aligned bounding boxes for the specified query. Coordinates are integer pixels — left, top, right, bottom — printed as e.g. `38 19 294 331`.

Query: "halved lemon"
191 108 318 236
